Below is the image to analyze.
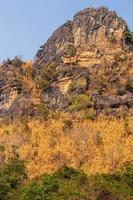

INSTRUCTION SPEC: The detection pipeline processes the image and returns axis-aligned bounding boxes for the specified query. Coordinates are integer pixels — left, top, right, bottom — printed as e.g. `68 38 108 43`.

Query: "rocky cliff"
0 6 133 118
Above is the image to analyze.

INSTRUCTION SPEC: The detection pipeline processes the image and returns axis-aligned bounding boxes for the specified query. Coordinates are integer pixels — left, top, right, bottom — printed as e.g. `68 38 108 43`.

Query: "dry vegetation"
0 115 133 178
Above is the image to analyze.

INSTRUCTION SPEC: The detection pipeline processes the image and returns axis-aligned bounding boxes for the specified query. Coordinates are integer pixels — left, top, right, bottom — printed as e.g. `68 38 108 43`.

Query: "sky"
0 0 133 61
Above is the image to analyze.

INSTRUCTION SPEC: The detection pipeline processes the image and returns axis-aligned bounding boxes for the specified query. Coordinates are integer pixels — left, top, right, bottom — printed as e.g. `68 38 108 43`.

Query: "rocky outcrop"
0 58 38 117
32 6 133 117
0 7 133 118
34 7 127 70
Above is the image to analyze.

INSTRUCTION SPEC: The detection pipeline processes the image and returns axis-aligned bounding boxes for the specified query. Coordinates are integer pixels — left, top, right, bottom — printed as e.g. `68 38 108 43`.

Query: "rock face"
0 58 38 117
33 6 133 117
34 7 127 68
1 6 133 118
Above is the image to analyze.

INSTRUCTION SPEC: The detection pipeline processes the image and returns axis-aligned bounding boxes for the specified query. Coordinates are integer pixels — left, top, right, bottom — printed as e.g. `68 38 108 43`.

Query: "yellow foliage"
0 116 133 178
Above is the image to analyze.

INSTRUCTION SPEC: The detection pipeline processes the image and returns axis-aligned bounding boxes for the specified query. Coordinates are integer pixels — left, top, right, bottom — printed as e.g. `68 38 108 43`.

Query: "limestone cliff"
0 6 133 118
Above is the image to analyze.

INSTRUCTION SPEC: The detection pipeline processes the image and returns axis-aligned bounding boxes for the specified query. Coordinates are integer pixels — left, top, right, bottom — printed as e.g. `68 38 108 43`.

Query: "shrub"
0 156 26 200
40 64 58 81
0 145 5 152
63 119 73 132
12 56 23 68
125 78 133 92
38 63 58 91
36 45 44 57
11 79 23 94
68 94 90 112
38 103 49 120
84 108 96 120
123 31 133 44
68 78 87 92
19 163 133 200
64 44 77 57
39 79 51 91
109 34 117 43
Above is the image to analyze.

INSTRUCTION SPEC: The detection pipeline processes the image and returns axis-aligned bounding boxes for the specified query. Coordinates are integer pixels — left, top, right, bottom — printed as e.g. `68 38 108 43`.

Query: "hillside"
0 6 133 200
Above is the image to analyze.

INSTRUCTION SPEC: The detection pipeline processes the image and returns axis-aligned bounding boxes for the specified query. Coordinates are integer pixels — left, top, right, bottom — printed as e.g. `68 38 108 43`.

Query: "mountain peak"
35 6 128 69
0 6 133 118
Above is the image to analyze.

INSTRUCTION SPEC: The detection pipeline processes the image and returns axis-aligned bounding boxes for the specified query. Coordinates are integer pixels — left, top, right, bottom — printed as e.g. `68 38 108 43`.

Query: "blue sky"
0 0 133 61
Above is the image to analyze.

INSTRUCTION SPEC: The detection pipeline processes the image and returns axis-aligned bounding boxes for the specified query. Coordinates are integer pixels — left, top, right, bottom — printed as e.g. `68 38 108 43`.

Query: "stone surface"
0 7 133 118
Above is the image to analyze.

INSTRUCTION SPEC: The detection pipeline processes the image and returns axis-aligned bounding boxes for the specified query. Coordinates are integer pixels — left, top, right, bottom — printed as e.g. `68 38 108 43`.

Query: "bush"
124 31 133 44
40 64 58 81
39 79 51 91
38 63 58 91
12 56 23 68
19 162 133 200
20 167 88 200
125 78 133 92
68 78 87 92
63 120 73 132
0 156 26 200
12 79 23 94
68 94 90 112
36 45 44 57
84 108 96 120
39 103 49 120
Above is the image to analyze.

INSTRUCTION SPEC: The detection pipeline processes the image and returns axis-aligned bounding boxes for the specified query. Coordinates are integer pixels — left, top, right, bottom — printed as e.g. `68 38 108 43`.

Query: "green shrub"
4 161 132 200
40 64 58 81
68 94 90 112
0 156 26 200
84 108 96 120
68 78 87 92
20 181 43 200
123 31 133 44
39 79 51 91
36 45 44 57
38 63 58 91
39 103 49 120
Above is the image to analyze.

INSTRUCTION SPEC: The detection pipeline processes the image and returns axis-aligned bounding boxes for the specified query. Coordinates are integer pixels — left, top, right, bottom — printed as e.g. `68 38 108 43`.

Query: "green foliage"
36 45 44 57
38 63 58 91
84 108 96 120
40 64 58 81
0 161 133 200
123 31 133 44
68 78 87 92
19 163 133 200
38 79 51 91
20 166 88 200
0 156 26 200
38 103 49 120
68 94 90 112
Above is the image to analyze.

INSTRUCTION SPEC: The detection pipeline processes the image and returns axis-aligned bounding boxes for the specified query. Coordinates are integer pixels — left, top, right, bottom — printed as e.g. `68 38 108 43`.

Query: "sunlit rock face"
1 7 133 117
32 6 133 116
34 7 127 69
